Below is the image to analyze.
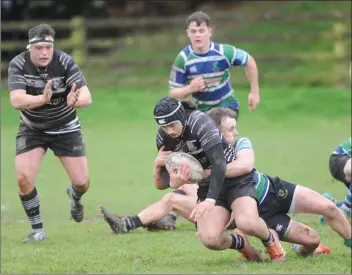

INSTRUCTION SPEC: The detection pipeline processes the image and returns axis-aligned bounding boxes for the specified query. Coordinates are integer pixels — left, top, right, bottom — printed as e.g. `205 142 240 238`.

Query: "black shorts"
258 176 297 239
16 124 86 157
329 154 350 188
197 173 258 212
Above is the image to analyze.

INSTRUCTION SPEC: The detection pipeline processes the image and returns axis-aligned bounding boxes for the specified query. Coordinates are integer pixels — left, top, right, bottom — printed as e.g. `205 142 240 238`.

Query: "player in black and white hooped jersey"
8 23 92 243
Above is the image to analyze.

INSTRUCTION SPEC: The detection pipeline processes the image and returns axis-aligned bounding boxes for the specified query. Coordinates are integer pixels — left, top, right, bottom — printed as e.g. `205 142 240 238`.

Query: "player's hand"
67 83 80 107
42 80 53 104
248 90 260 111
169 162 191 189
154 146 172 168
189 77 206 93
190 199 215 222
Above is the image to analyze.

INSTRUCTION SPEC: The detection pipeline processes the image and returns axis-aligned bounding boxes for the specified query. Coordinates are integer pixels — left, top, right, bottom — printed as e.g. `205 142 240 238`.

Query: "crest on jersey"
190 65 197 73
212 62 220 72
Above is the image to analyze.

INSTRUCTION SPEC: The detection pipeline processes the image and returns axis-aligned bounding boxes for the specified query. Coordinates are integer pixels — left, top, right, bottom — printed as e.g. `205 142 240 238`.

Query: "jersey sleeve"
8 57 27 91
156 129 165 151
189 111 222 152
234 137 253 153
223 44 249 66
168 51 187 89
58 51 88 89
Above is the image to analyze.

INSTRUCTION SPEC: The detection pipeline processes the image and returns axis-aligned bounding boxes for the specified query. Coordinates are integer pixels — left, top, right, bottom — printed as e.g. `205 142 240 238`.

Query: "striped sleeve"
189 111 222 152
234 137 253 153
223 44 249 66
8 56 27 91
168 51 187 89
59 51 88 89
156 129 165 150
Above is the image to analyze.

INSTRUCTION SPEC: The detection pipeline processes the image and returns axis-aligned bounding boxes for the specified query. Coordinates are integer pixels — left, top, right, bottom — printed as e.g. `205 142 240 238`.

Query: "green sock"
344 238 352 248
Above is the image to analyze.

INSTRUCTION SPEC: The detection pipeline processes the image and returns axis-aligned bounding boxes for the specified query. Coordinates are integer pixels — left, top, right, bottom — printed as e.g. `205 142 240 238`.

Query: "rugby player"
8 23 92 243
100 97 286 262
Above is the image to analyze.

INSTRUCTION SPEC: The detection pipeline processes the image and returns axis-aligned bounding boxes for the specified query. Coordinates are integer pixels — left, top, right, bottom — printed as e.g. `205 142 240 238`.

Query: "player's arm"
63 53 92 107
153 133 173 190
225 139 255 177
224 44 259 98
8 60 46 109
169 52 193 100
192 113 226 200
154 166 171 190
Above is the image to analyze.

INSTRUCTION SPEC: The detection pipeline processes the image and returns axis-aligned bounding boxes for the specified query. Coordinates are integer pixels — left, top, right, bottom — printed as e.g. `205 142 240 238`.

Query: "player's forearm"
10 92 45 110
154 167 170 190
169 86 193 100
74 86 92 108
245 56 259 93
205 144 227 200
226 158 254 177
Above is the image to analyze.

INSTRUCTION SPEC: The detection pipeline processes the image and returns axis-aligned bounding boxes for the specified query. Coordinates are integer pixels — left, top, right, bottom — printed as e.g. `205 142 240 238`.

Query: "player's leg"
160 184 198 230
293 185 352 248
15 127 48 243
339 183 352 217
51 130 89 222
228 181 286 262
99 192 197 234
196 204 262 262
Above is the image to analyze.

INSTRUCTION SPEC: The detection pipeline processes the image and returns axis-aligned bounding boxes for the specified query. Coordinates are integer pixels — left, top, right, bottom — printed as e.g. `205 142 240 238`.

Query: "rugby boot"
234 229 263 263
66 186 84 222
99 205 128 234
145 215 176 232
265 229 286 262
22 230 46 243
293 243 331 256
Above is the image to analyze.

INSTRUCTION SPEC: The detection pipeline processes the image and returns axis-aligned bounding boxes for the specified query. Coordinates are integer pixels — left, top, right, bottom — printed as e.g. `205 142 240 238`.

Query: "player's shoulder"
188 110 217 133
53 49 74 66
234 136 253 152
9 51 27 68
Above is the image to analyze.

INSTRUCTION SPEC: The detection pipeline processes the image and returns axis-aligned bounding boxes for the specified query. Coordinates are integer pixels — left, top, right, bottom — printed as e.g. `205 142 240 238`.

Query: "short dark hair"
187 11 211 27
28 24 55 40
206 107 237 128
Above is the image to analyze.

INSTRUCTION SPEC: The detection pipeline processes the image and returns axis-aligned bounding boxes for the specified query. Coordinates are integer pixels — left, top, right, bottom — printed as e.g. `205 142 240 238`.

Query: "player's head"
27 24 55 67
154 96 187 138
186 11 212 52
207 107 238 145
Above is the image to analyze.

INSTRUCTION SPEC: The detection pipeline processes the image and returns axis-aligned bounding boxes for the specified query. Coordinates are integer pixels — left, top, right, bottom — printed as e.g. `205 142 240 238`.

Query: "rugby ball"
165 152 204 184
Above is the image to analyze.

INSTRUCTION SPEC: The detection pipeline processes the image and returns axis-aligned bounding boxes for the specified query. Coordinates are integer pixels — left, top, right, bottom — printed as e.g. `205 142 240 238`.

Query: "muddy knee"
323 201 339 220
302 227 320 248
72 178 90 191
198 232 222 250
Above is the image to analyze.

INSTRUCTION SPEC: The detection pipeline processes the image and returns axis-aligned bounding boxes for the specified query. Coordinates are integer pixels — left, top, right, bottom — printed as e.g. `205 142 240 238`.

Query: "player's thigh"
294 185 335 215
282 220 319 246
343 158 351 180
178 183 198 196
196 205 230 244
170 194 197 223
269 176 297 214
15 126 48 183
51 131 89 185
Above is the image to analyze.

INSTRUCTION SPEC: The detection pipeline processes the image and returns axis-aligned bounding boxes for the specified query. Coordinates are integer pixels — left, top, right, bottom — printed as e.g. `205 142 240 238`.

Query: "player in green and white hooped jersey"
168 11 260 117
207 107 351 251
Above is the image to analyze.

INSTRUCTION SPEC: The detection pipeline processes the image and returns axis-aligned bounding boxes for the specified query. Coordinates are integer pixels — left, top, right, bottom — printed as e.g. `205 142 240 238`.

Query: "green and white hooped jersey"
332 137 351 157
168 41 249 110
233 137 270 205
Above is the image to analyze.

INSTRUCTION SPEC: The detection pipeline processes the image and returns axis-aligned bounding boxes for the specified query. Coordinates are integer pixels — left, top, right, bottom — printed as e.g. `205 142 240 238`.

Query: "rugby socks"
19 187 43 232
71 184 86 202
230 233 245 250
262 230 275 247
344 238 352 248
125 215 143 231
167 211 178 222
342 184 352 209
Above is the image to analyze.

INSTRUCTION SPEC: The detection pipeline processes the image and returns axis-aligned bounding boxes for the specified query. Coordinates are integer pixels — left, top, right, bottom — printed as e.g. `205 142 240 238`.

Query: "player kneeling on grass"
206 107 352 252
100 96 286 263
8 24 92 243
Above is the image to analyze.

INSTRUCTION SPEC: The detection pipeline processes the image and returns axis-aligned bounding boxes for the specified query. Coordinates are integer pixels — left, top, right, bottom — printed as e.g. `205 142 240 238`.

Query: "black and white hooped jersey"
8 49 87 134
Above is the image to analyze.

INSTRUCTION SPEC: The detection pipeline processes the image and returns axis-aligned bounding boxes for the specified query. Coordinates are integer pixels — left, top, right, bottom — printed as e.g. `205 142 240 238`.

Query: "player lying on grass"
101 96 286 262
100 106 352 254
321 138 351 225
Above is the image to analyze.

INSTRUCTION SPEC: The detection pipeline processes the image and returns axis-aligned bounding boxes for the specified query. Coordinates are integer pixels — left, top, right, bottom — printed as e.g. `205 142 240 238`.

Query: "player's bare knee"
307 229 320 247
16 171 34 193
324 201 339 220
199 232 221 250
235 215 257 235
162 193 174 207
72 177 90 191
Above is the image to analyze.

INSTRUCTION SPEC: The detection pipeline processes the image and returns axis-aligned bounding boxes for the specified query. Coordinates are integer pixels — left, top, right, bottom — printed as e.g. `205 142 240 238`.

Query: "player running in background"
8 23 92 243
168 11 260 118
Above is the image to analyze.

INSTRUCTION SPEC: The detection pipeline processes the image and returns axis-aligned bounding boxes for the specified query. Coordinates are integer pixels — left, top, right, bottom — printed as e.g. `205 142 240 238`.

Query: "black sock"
125 215 143 231
71 184 86 201
19 187 43 232
230 233 245 251
262 230 274 247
